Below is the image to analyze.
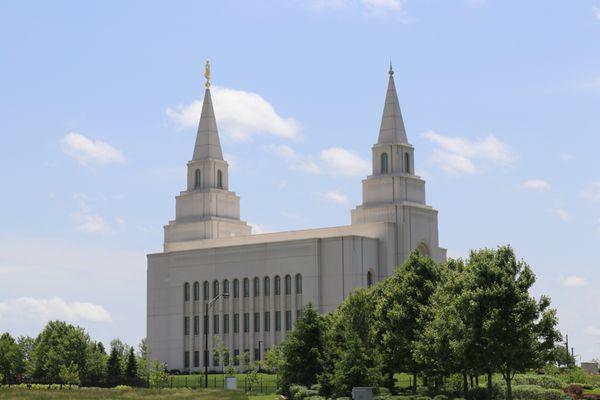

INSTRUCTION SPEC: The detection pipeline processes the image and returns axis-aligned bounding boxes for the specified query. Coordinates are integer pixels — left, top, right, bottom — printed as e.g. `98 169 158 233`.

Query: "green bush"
467 387 487 400
442 374 464 396
567 368 590 384
513 374 564 389
433 395 449 400
113 385 132 390
290 385 310 400
305 396 326 400
414 397 432 400
376 387 391 396
511 384 564 400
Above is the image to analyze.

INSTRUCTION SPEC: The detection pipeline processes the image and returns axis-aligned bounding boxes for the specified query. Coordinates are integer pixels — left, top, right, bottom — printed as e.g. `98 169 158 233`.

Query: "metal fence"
166 374 278 393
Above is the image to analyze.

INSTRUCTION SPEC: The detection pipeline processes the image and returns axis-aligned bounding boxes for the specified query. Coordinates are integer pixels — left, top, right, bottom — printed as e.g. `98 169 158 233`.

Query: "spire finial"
389 61 394 76
204 59 211 89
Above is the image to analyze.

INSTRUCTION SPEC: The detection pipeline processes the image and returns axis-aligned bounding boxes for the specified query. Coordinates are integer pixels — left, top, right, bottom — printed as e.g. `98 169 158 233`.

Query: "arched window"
295 274 302 294
233 279 239 298
380 153 389 174
264 277 270 296
184 282 190 302
223 279 230 296
274 276 281 295
243 278 249 297
284 275 292 295
253 277 260 297
203 281 209 301
213 280 219 298
217 170 223 189
194 169 201 189
193 282 200 301
367 271 373 288
404 153 410 174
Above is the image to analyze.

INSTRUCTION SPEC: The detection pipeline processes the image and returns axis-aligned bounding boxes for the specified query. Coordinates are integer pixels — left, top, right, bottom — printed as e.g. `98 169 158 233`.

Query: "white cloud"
61 132 125 167
223 153 238 171
521 179 551 192
166 86 302 142
267 144 321 174
318 190 349 205
548 208 570 222
71 212 110 234
559 275 587 287
584 326 600 336
320 147 370 177
594 6 600 21
581 182 600 203
249 222 273 235
421 130 516 176
0 297 112 324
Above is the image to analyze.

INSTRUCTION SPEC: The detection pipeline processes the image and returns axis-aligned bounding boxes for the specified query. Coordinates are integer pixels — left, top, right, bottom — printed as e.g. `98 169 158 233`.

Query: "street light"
258 340 263 373
205 289 229 388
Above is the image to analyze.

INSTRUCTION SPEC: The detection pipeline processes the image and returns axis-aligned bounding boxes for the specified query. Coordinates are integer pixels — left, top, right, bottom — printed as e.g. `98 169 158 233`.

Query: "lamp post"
205 290 229 388
257 340 263 372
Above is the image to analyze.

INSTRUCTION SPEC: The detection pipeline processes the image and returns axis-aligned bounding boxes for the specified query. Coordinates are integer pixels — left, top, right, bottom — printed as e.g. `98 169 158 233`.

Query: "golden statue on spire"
204 59 211 88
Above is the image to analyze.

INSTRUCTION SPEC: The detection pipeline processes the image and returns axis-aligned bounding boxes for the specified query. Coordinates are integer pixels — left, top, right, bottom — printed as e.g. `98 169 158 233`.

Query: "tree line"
0 320 148 387
270 246 565 400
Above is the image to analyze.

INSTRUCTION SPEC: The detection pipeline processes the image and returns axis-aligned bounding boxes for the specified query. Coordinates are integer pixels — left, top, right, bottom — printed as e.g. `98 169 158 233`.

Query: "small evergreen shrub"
113 385 132 390
511 384 564 400
290 385 311 400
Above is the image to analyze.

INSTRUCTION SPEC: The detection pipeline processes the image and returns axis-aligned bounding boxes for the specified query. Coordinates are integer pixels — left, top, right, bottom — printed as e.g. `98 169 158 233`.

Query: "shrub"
373 396 390 400
467 386 487 400
433 395 449 400
305 396 326 400
442 374 464 396
113 385 132 390
414 396 432 400
568 369 590 385
376 387 391 396
566 383 583 399
513 374 564 389
291 385 311 400
511 385 564 400
335 397 351 400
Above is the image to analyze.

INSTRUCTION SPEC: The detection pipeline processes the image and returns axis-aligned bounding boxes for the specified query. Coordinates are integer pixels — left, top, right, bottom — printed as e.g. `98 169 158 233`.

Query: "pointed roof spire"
192 60 223 160
377 64 409 145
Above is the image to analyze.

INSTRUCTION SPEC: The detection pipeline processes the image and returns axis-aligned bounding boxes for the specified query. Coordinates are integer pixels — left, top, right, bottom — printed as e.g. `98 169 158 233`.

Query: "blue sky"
1 0 599 360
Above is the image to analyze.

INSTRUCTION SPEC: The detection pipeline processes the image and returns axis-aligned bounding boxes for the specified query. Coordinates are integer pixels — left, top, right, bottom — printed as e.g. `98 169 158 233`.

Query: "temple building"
147 63 446 371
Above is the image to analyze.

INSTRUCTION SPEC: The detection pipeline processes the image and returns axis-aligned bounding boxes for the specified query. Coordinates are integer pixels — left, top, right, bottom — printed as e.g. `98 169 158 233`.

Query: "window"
264 311 271 332
275 311 281 331
184 282 190 301
274 276 281 295
184 351 190 369
296 309 302 320
224 352 230 366
213 280 219 298
233 279 239 298
194 351 200 368
243 278 249 297
213 315 219 334
234 313 239 333
204 316 209 334
254 312 260 332
243 313 250 332
234 349 240 366
264 277 270 296
367 271 373 287
193 282 200 301
203 281 209 301
254 348 260 362
223 279 229 296
381 152 389 173
404 152 410 174
285 310 293 331
194 316 199 335
213 351 220 367
184 316 190 335
295 274 302 294
253 277 259 297
194 169 201 189
217 170 223 189
285 275 291 295
223 314 229 334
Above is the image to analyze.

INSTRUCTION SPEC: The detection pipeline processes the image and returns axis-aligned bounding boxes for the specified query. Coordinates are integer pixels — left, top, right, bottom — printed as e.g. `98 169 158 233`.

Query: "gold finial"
204 59 211 88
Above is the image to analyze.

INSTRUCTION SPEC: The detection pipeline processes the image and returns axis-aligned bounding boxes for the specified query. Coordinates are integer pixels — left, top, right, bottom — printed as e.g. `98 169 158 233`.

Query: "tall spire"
192 60 223 160
377 64 408 145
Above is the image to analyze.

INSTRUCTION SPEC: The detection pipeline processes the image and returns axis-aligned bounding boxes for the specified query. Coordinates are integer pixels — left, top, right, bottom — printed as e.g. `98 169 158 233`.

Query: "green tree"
148 360 168 388
59 362 80 387
279 303 327 395
106 345 122 384
136 338 149 380
125 346 138 380
213 335 227 373
263 346 284 374
84 341 107 385
373 250 441 392
16 336 35 377
551 344 575 368
0 332 24 384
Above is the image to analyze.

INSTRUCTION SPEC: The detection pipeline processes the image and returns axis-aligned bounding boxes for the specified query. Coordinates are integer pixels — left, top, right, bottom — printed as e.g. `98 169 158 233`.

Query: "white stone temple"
147 64 446 371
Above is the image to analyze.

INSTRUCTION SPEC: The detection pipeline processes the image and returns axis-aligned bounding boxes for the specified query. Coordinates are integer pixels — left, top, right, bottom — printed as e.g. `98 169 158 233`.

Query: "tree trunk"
475 374 479 386
412 371 417 393
470 374 474 389
486 371 493 400
463 371 469 399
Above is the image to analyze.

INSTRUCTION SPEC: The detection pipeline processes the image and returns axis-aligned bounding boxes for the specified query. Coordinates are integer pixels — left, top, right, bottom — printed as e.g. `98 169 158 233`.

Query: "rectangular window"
213 351 220 367
234 313 239 333
254 312 260 333
234 349 240 366
184 316 190 336
194 316 199 335
194 351 199 368
264 311 271 332
213 314 219 334
184 351 190 369
296 309 302 320
275 311 281 331
254 348 260 361
223 314 229 334
204 315 209 334
285 310 292 331
244 313 250 333
224 352 230 366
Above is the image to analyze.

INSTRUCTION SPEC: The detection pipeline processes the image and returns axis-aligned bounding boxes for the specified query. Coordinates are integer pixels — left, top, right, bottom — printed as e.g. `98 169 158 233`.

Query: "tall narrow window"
194 316 199 335
275 311 281 331
285 310 292 331
243 313 250 332
213 280 219 298
184 316 190 335
184 282 190 301
295 274 302 294
203 281 209 301
274 276 281 295
184 351 190 369
213 315 219 334
381 152 389 173
264 277 270 296
234 313 239 333
264 311 271 331
367 270 373 288
194 169 201 189
253 277 260 297
243 278 249 297
193 282 200 301
223 279 230 296
234 349 240 366
223 314 229 334
217 170 223 189
404 152 410 174
194 351 199 368
285 275 291 295
254 312 260 332
233 279 239 298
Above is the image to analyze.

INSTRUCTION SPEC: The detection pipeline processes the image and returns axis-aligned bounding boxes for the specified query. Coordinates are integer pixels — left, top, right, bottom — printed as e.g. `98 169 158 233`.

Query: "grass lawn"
0 387 248 400
247 395 280 400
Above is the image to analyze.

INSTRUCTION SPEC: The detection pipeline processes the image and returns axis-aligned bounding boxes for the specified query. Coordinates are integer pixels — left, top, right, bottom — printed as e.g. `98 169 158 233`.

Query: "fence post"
185 376 187 387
